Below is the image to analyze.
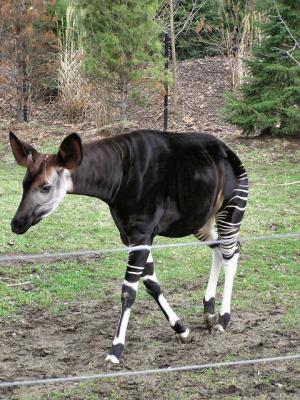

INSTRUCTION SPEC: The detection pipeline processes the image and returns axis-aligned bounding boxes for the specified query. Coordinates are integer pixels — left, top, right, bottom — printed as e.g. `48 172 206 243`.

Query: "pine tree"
0 0 57 121
77 0 164 119
224 0 300 136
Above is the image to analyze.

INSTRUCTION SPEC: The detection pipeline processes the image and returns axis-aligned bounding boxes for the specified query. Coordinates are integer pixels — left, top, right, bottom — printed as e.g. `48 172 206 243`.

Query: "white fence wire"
0 355 299 388
0 232 299 264
0 232 299 389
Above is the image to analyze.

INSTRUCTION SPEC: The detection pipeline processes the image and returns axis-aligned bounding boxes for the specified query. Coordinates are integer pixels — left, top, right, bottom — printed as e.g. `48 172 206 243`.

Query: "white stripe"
146 253 153 263
142 272 158 282
228 196 248 202
126 271 142 275
127 265 144 270
233 189 248 193
237 184 248 187
219 228 239 234
237 172 247 177
225 205 247 211
123 280 139 291
113 308 131 345
158 294 179 327
217 220 241 225
128 245 151 252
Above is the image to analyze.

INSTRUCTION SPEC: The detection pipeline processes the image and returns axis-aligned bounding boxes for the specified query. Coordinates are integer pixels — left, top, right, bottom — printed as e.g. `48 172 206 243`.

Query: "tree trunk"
16 60 29 122
15 1 29 122
169 0 177 107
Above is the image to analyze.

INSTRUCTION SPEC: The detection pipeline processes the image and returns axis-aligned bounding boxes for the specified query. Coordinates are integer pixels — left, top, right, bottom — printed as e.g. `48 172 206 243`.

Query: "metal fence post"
163 32 169 132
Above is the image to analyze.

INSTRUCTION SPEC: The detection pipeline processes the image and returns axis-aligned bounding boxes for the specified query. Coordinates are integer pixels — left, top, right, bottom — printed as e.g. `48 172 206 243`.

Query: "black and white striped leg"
203 246 223 329
142 252 190 342
215 252 239 332
106 245 151 364
195 225 223 329
215 168 247 332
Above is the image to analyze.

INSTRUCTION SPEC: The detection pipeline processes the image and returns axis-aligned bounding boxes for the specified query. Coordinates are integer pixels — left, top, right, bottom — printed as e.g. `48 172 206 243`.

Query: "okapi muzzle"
9 131 82 234
11 193 44 234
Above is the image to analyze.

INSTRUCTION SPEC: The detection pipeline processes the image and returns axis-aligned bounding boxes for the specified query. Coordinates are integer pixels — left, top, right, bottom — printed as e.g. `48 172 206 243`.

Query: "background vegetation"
0 0 299 135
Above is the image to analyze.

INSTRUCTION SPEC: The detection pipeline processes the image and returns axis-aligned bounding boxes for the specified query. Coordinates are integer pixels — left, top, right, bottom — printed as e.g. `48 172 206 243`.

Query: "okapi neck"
69 140 123 204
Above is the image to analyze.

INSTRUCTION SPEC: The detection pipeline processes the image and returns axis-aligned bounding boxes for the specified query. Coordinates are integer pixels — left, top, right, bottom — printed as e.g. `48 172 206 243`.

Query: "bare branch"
175 0 208 39
273 0 300 67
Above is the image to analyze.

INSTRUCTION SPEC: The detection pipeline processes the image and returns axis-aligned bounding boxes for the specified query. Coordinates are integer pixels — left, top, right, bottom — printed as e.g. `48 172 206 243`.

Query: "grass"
0 138 299 322
0 135 299 399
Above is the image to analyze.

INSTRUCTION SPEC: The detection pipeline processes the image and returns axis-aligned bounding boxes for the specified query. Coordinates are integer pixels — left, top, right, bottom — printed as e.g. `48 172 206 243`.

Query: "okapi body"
9 129 248 364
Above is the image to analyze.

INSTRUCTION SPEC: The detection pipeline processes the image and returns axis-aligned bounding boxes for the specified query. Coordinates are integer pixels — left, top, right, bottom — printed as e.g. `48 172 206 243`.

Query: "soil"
1 57 299 399
0 286 299 400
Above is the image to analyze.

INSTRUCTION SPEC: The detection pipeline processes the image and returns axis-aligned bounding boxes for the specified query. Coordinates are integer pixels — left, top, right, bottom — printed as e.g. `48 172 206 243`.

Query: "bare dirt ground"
0 284 299 400
1 57 299 399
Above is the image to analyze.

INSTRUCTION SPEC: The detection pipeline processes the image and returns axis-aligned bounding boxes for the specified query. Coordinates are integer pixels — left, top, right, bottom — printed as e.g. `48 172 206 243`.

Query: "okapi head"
9 131 83 234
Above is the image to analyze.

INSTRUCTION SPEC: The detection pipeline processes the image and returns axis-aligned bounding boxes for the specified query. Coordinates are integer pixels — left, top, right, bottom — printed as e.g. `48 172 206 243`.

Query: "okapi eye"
41 185 52 194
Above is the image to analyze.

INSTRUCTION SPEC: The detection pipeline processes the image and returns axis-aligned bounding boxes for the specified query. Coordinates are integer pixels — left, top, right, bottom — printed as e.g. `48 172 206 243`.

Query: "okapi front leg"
142 253 190 342
106 245 150 364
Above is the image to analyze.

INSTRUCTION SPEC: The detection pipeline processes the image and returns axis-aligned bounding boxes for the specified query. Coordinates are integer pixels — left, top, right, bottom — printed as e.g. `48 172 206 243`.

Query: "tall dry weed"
218 0 262 89
57 2 111 126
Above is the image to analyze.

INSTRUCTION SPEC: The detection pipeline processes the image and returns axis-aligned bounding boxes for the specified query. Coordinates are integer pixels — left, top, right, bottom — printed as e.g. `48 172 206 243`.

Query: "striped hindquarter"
196 165 248 332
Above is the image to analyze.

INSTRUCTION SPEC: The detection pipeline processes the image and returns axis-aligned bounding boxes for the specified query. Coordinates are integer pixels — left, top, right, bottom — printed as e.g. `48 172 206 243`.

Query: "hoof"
204 313 219 330
105 354 120 364
214 313 230 333
214 323 226 333
176 328 191 343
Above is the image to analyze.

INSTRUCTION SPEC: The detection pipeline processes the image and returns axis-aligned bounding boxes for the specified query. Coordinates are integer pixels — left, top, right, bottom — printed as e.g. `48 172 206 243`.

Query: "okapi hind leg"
142 252 190 343
194 223 222 330
215 168 248 332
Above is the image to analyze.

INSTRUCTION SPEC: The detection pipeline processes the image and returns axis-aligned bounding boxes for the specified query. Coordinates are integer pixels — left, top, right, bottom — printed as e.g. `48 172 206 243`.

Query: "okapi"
9 129 248 364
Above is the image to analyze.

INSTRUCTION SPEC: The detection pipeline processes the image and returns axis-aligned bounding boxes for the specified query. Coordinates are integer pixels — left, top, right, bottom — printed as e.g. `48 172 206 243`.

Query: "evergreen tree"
224 0 300 136
77 0 164 118
0 0 57 121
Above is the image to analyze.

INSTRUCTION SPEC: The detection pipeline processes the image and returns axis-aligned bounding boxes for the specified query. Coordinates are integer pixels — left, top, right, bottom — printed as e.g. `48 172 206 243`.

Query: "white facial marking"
33 169 73 220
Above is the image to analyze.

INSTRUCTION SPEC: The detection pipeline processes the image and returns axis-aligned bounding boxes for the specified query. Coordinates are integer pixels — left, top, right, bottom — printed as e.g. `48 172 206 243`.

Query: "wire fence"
0 231 299 390
0 232 299 264
0 354 299 388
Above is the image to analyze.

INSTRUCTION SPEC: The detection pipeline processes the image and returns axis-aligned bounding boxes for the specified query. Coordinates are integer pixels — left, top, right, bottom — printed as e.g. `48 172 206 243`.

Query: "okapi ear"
9 131 38 168
57 133 83 169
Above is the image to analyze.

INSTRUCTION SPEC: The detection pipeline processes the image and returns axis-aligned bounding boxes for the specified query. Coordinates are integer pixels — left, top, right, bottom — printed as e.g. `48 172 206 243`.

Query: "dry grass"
57 2 112 126
218 0 263 89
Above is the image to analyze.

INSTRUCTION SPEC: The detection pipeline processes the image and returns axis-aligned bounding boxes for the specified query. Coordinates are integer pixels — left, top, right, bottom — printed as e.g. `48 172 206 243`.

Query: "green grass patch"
0 138 299 331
